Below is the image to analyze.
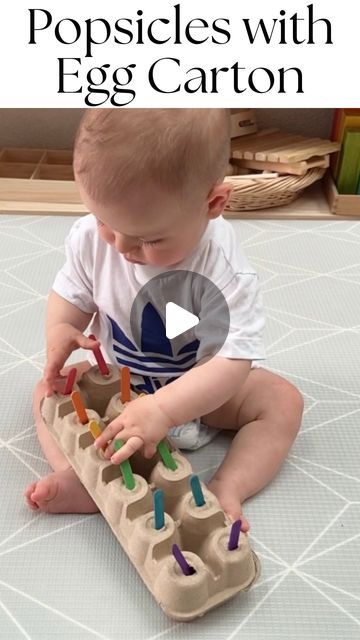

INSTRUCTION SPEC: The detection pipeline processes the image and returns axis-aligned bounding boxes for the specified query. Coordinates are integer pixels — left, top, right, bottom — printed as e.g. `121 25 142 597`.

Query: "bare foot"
207 477 250 532
24 467 99 514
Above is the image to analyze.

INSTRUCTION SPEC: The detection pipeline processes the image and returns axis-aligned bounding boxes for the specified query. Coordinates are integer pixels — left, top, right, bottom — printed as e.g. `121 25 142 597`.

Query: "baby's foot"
24 467 99 514
207 477 250 532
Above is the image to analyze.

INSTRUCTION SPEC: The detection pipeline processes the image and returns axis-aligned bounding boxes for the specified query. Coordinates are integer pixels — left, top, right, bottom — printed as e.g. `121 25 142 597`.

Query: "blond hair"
73 109 230 204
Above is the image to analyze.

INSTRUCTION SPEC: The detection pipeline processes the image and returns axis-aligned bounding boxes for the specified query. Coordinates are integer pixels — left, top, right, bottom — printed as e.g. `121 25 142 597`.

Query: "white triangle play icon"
165 302 199 339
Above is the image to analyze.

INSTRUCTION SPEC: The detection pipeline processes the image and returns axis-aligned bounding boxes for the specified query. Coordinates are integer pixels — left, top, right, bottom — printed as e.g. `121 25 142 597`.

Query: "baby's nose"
114 233 138 253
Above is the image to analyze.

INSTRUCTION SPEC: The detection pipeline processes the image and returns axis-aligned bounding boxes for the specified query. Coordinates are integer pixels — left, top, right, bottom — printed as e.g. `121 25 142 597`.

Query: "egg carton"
41 364 260 620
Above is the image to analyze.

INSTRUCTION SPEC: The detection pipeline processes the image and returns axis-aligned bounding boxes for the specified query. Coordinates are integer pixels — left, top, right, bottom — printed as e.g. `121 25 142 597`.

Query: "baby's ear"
206 182 232 219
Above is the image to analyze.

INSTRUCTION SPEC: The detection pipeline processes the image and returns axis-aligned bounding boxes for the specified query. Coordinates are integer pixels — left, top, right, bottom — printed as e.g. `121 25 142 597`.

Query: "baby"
24 109 303 530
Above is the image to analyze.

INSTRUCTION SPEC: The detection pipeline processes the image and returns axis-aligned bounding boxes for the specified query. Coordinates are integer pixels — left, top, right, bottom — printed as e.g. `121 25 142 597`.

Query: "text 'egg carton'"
41 363 260 620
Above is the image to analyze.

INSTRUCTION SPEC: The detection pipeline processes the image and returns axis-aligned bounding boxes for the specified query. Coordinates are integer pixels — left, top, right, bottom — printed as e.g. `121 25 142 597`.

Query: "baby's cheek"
145 247 185 266
99 227 115 245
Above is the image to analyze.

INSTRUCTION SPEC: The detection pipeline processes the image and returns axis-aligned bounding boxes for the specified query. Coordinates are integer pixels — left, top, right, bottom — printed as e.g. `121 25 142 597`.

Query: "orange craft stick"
121 366 131 403
88 420 107 452
71 390 88 425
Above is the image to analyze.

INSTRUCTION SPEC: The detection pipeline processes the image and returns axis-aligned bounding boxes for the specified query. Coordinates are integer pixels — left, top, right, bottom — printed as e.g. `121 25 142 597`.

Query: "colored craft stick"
190 474 205 507
153 489 165 530
64 367 77 395
157 440 178 471
88 420 107 452
114 439 135 490
172 544 196 576
89 334 110 376
228 519 242 551
121 366 131 403
71 390 88 425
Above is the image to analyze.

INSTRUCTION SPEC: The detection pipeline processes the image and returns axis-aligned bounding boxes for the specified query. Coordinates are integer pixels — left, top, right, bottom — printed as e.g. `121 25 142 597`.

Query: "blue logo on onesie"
107 303 199 394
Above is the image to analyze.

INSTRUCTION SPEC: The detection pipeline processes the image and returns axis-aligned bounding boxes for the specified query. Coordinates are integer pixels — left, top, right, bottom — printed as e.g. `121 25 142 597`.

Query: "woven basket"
225 167 325 212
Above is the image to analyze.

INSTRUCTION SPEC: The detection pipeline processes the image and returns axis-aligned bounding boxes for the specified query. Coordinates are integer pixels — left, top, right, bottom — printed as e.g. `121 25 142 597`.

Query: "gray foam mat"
0 214 359 638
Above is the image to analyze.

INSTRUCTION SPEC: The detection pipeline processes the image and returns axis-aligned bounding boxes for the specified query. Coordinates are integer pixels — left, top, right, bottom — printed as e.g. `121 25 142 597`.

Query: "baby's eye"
141 239 162 246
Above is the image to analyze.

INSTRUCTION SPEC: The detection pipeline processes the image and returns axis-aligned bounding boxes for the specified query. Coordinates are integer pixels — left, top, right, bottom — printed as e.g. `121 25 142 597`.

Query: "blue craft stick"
172 544 196 576
153 489 165 530
190 474 205 507
228 519 242 551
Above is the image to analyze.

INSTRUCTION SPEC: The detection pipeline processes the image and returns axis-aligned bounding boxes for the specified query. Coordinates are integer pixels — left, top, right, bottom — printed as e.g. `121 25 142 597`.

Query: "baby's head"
74 108 231 266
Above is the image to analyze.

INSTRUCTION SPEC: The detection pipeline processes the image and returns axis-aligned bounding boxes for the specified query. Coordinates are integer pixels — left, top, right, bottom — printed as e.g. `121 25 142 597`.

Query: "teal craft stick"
153 489 165 530
190 474 205 507
157 440 178 471
114 439 135 490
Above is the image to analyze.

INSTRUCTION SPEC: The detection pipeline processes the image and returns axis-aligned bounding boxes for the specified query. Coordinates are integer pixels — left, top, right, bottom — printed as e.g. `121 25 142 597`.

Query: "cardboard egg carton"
41 364 260 620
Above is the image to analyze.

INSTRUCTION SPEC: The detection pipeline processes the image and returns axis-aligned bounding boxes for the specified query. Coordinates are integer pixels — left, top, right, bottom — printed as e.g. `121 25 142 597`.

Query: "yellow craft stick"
121 366 131 404
88 419 102 439
88 419 107 452
71 390 88 425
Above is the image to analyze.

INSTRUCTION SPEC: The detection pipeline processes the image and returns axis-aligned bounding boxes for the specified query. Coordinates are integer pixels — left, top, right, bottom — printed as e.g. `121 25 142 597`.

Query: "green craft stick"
157 440 178 471
114 439 136 490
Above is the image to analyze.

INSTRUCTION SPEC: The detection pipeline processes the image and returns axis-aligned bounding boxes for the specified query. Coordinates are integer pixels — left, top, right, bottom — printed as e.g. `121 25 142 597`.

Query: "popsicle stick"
228 519 242 551
231 128 279 154
190 474 205 507
242 132 294 159
153 489 165 530
157 440 178 471
172 544 196 576
121 366 131 403
88 419 107 452
231 157 309 176
114 439 136 490
231 172 279 180
89 334 110 376
255 135 304 161
71 390 88 425
64 367 77 395
277 139 337 163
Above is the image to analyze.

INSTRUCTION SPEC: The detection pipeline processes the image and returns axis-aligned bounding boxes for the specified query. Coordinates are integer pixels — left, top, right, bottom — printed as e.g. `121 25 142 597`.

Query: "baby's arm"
154 356 251 426
44 291 98 395
95 356 251 463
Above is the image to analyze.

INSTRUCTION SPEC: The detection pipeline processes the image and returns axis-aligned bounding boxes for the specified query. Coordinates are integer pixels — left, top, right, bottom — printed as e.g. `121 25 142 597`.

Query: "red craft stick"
121 366 131 403
64 367 77 395
89 334 109 376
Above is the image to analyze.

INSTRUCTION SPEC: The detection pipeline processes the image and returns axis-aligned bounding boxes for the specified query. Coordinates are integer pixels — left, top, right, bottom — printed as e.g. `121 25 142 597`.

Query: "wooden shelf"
1 180 359 219
224 181 359 220
0 147 359 219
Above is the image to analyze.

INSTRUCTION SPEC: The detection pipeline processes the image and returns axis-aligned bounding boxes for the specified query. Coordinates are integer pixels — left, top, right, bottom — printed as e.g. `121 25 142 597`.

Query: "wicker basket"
225 167 325 212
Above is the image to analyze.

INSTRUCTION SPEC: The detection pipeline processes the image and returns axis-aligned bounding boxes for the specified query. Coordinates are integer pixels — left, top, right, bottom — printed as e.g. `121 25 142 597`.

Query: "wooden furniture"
0 147 80 208
0 147 360 219
231 129 340 175
323 172 360 215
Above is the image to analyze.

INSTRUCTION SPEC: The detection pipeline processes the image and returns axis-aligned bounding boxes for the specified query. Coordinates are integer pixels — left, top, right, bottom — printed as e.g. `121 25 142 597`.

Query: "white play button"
165 302 199 339
130 270 230 360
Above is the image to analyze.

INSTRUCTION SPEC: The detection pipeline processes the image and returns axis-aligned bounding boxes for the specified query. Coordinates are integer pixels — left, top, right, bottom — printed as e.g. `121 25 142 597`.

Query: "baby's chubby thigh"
201 365 303 433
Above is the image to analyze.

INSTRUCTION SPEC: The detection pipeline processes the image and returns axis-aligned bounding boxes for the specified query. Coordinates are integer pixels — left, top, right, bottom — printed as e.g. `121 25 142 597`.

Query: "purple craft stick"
228 519 242 551
172 544 196 576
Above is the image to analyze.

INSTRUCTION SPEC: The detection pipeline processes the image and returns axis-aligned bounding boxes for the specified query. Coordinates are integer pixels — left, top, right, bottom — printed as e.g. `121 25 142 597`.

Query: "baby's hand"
94 394 173 464
44 323 100 397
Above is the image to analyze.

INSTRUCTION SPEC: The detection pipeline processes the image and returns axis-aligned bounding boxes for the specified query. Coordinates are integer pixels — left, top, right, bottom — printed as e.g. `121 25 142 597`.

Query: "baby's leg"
201 368 304 529
24 361 98 514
